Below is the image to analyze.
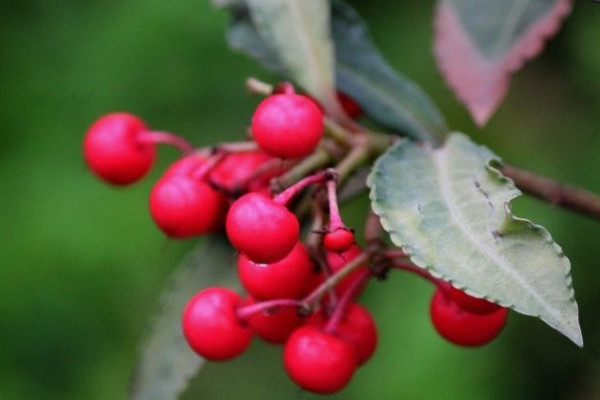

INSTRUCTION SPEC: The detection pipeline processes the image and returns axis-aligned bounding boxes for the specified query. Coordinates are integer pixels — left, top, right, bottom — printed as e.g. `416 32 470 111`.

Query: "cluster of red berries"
84 85 508 395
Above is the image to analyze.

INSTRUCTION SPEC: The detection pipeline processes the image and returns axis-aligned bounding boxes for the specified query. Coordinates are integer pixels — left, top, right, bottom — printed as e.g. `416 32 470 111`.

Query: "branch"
501 164 600 222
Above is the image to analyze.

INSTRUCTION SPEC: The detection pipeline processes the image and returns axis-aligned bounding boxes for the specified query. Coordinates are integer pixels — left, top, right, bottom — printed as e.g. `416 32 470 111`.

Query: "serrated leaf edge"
367 136 582 346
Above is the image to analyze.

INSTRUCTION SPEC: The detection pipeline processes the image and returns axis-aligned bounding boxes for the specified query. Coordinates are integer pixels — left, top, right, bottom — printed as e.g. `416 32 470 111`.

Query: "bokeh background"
1 1 600 399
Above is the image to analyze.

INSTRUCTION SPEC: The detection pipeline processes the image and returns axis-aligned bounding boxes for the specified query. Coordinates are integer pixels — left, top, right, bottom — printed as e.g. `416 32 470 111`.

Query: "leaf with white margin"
368 133 582 346
434 0 573 126
129 236 237 400
246 0 347 121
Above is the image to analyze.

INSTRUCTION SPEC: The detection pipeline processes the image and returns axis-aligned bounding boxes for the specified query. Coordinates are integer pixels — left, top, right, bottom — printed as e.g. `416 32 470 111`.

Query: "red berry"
208 150 285 193
314 304 377 365
325 245 369 298
323 228 355 254
182 287 252 361
149 175 226 238
163 153 208 179
284 326 357 394
251 94 323 159
430 288 508 347
226 192 300 263
238 242 314 300
337 92 362 119
446 286 501 315
83 113 155 185
245 297 303 344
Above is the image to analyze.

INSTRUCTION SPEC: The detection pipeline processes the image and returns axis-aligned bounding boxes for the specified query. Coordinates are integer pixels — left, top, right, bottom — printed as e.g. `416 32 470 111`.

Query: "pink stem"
324 269 370 334
236 299 303 321
391 259 451 291
138 131 194 153
303 252 368 306
326 179 344 229
386 249 407 258
191 152 227 180
273 169 335 206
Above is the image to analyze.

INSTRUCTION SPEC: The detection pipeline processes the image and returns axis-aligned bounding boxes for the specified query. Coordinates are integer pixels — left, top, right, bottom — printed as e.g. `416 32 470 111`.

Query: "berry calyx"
323 228 355 254
182 287 252 361
226 192 300 263
238 242 315 300
83 112 155 185
284 325 357 394
245 297 303 344
149 175 226 238
311 303 378 365
251 94 324 159
430 288 508 347
446 285 502 315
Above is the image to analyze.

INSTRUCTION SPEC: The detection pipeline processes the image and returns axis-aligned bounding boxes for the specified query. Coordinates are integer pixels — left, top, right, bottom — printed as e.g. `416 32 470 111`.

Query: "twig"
501 164 600 222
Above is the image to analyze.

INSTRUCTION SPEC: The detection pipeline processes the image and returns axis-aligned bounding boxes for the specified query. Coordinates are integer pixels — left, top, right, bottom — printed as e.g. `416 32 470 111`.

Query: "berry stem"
324 269 371 334
236 299 304 321
303 252 369 308
386 249 407 258
270 148 333 193
324 118 354 146
388 255 451 291
306 203 327 250
191 152 227 180
364 211 384 243
213 141 258 154
246 77 274 96
326 179 345 229
334 135 370 182
273 169 337 206
138 131 194 153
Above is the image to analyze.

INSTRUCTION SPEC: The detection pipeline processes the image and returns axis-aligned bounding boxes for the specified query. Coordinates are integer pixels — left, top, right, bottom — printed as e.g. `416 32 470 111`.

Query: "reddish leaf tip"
434 0 573 127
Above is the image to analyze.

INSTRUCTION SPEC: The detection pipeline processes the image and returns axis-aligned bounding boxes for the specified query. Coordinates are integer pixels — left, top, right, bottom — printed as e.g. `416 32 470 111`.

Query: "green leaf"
222 1 446 141
245 0 345 120
368 133 582 346
331 1 447 142
129 236 236 400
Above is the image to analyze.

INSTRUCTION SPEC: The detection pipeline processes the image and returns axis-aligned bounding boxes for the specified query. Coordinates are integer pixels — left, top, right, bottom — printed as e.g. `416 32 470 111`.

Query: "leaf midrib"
432 145 562 323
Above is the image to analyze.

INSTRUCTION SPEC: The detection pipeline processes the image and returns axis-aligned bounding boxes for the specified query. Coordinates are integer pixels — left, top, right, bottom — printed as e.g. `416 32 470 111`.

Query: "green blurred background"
1 1 600 399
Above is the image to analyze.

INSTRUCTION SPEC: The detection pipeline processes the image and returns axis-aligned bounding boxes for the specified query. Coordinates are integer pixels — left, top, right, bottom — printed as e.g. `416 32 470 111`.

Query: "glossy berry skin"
251 94 323 159
284 326 357 394
430 289 508 347
163 153 207 179
238 242 314 300
226 192 300 263
325 245 369 298
182 288 252 361
245 297 303 344
150 175 225 238
447 286 501 315
337 92 362 119
83 113 155 185
323 228 355 254
311 303 377 365
208 150 285 194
